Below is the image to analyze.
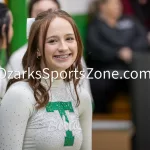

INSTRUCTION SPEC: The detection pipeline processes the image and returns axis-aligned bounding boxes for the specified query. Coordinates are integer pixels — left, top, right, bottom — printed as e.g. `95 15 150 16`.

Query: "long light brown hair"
7 9 83 109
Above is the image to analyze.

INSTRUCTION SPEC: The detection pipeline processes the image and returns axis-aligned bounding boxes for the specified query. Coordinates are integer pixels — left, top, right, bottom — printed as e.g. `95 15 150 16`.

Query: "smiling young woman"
0 9 92 150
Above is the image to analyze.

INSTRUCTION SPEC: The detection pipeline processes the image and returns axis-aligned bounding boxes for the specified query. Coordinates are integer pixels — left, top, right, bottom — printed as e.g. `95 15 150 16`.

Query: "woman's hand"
118 47 133 64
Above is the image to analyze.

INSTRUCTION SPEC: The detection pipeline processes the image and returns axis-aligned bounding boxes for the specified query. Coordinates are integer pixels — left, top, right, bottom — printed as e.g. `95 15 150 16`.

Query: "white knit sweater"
0 66 7 100
0 78 92 150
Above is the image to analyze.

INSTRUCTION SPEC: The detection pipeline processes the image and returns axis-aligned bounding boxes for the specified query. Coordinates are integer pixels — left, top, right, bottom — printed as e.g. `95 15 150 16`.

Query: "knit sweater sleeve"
0 82 35 150
0 66 7 100
78 88 92 150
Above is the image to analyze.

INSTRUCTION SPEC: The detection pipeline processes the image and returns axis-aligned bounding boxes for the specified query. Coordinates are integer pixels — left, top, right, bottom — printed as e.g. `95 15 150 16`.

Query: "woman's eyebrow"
46 33 75 40
46 35 58 40
65 33 74 36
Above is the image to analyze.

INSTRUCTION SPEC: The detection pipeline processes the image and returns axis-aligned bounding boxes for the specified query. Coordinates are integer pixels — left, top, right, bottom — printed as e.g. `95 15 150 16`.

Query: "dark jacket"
86 15 149 70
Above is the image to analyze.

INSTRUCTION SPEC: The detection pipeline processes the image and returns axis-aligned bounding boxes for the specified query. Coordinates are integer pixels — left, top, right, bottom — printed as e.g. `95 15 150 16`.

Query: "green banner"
72 14 88 59
8 0 27 53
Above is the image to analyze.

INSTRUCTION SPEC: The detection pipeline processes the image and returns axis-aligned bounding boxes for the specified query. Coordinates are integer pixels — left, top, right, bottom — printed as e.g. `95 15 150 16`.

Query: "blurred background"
1 0 150 150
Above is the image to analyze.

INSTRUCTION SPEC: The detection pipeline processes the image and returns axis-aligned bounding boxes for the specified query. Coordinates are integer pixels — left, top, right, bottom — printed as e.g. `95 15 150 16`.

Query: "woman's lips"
53 53 72 60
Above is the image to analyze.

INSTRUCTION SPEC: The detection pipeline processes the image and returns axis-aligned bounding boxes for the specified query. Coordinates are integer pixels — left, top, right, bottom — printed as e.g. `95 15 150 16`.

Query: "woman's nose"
58 41 68 51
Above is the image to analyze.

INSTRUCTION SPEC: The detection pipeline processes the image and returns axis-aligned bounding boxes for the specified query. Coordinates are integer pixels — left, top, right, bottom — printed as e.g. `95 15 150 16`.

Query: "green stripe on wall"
8 0 27 53
72 14 89 59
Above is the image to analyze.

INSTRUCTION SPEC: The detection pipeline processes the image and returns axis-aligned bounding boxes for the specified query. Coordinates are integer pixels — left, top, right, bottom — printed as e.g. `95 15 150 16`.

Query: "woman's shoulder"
1 81 36 118
88 15 101 28
0 66 7 99
5 80 36 105
67 81 92 103
75 85 92 115
78 86 92 103
117 16 136 30
8 80 32 93
119 15 136 25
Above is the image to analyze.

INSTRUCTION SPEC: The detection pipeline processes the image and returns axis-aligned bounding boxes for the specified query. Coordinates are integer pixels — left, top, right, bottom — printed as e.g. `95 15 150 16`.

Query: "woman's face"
8 11 13 43
40 17 78 72
101 0 122 19
31 0 59 18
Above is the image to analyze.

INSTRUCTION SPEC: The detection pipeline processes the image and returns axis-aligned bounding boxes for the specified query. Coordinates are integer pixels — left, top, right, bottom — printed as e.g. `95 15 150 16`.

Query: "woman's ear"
1 24 7 49
1 24 6 37
37 48 42 57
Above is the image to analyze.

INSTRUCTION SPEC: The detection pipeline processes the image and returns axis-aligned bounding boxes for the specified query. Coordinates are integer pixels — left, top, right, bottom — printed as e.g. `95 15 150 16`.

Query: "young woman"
0 3 13 100
0 9 92 150
7 0 93 105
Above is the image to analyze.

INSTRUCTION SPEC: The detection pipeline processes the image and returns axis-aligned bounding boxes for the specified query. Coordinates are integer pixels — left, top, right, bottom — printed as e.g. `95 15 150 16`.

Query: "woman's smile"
53 53 72 61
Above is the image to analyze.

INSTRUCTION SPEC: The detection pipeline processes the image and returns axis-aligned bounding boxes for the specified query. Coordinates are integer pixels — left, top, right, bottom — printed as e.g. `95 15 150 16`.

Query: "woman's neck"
50 71 63 80
41 62 66 80
99 13 117 27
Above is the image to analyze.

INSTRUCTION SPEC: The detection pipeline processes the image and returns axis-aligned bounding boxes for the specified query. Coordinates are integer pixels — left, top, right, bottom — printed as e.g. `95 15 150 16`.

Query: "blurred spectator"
0 3 13 100
86 0 149 113
130 0 150 44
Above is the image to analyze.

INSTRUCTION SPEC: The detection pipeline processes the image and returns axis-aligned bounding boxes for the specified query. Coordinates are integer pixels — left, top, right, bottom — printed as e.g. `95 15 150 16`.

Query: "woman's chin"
52 61 74 71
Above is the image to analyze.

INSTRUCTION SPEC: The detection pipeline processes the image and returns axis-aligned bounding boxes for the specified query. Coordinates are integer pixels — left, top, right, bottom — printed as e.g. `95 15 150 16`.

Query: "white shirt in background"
0 66 7 100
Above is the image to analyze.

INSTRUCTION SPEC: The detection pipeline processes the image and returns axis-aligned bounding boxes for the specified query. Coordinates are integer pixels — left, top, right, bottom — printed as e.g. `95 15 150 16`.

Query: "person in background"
0 9 92 150
6 0 93 104
130 0 150 44
86 0 149 113
7 0 60 72
0 2 13 100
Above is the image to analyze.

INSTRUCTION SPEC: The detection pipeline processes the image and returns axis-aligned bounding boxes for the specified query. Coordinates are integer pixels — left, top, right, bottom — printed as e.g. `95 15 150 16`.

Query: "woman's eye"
66 37 74 41
48 39 57 43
